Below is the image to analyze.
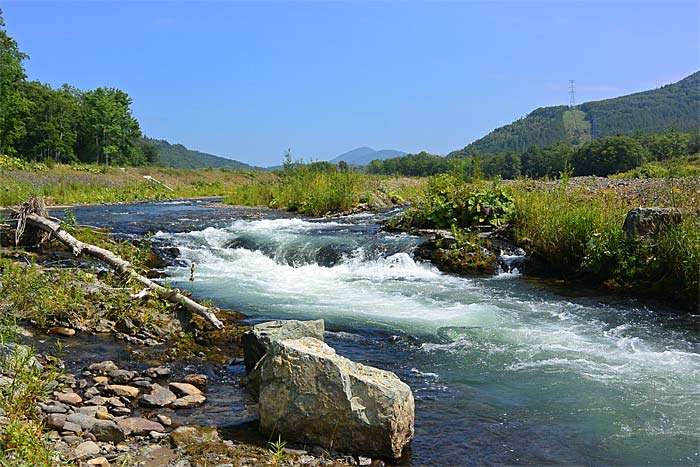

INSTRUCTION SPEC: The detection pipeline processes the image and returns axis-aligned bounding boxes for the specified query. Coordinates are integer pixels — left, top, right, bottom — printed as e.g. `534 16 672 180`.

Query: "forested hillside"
450 72 700 157
144 138 260 170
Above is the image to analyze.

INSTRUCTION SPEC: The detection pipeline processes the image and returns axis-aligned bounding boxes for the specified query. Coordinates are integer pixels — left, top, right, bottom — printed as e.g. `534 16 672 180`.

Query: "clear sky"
2 1 699 166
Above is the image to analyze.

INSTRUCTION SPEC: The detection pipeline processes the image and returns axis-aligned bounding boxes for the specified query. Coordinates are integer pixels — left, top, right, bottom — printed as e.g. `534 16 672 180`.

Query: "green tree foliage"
75 87 143 165
14 82 80 162
522 141 574 178
0 8 30 156
0 11 149 166
571 136 649 176
366 151 450 176
581 72 700 138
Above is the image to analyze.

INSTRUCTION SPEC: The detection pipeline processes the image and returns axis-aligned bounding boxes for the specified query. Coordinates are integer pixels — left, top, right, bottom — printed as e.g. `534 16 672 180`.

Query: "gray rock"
110 407 131 416
74 440 100 458
117 417 164 436
63 435 82 446
88 361 119 375
242 319 325 374
90 420 126 443
45 413 67 430
623 207 683 239
67 412 98 431
145 366 171 379
39 402 69 414
108 369 135 384
84 396 107 406
62 421 83 433
256 337 414 460
140 384 177 408
171 394 206 409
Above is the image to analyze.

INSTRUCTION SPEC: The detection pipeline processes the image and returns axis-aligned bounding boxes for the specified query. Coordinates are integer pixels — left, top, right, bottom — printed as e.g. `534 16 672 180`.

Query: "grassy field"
563 109 592 143
0 155 275 206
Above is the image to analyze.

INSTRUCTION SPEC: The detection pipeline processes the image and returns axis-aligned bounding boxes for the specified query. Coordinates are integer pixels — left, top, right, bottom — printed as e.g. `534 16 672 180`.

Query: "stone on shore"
255 337 414 460
117 417 164 436
623 207 682 239
140 384 177 407
242 319 325 374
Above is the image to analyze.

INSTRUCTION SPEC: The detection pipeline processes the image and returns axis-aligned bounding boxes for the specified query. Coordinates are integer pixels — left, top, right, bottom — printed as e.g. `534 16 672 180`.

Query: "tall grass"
0 157 275 206
0 318 64 466
512 179 700 308
225 165 422 215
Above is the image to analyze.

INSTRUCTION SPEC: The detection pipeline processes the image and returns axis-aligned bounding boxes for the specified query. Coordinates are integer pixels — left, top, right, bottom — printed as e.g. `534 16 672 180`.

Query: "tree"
75 87 142 165
15 81 80 162
572 136 648 176
0 8 30 155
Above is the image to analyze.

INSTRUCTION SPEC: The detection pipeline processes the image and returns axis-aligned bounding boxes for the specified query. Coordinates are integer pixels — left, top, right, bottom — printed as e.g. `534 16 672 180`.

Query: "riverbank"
0 220 366 466
392 175 700 310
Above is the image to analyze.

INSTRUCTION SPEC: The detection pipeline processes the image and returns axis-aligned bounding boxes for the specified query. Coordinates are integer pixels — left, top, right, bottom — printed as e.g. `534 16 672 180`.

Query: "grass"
563 109 592 144
224 165 423 215
511 178 700 308
0 319 65 466
0 155 275 206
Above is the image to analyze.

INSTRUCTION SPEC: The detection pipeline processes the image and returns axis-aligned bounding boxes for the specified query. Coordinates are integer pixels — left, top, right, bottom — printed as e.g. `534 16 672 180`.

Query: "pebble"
171 394 206 409
108 369 135 384
88 361 119 374
74 440 100 458
117 417 165 436
183 374 208 390
140 384 177 408
156 414 172 426
48 326 76 337
87 457 111 467
39 402 68 414
57 392 83 405
145 366 171 379
93 376 109 385
105 384 140 399
169 382 203 397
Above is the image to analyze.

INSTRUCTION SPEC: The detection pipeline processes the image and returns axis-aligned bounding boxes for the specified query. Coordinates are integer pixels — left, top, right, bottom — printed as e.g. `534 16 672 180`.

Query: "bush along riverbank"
223 159 423 216
389 173 700 310
0 201 393 466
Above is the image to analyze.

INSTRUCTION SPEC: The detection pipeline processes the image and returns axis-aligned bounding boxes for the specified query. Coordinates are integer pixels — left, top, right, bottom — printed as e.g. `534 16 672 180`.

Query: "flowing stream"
62 200 699 466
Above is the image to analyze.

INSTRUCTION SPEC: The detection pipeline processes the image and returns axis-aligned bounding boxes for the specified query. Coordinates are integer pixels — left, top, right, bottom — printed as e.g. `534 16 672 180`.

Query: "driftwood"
12 198 223 329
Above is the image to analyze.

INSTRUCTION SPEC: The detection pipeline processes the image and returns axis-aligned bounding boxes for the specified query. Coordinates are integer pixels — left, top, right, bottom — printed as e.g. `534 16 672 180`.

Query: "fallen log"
12 199 223 329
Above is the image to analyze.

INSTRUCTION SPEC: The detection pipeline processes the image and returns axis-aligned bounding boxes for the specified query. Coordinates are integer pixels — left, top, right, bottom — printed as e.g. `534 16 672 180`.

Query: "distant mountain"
449 71 700 157
329 147 407 166
143 138 261 170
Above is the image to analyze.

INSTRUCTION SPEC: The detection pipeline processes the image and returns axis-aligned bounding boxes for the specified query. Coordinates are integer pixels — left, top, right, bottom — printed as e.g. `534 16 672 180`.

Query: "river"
60 199 699 466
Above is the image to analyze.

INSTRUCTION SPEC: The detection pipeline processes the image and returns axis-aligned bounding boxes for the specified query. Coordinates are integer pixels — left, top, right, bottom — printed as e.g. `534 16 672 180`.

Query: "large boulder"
242 319 324 374
623 207 682 239
256 337 414 460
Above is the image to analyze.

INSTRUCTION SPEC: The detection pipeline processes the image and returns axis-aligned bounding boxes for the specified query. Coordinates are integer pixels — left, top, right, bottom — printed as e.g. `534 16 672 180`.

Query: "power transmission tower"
569 80 576 108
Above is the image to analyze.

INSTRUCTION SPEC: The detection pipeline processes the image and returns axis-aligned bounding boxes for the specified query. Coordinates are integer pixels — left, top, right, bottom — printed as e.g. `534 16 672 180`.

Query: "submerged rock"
242 319 325 374
255 337 414 460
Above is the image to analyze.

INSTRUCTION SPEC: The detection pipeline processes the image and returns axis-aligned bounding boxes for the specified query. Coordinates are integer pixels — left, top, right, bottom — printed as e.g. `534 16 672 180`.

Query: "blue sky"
3 1 699 166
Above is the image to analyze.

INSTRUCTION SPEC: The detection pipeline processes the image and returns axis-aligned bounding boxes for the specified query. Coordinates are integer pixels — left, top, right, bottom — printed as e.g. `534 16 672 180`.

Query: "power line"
569 80 576 108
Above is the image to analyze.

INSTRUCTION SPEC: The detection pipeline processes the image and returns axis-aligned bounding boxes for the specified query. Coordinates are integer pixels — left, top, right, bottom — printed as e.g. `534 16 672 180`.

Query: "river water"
61 200 699 466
